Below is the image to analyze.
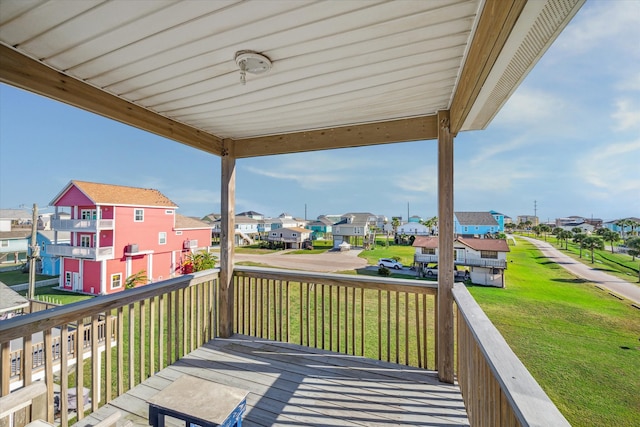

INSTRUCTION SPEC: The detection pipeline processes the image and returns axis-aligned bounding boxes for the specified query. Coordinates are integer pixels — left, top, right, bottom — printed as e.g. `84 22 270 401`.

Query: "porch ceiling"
0 0 583 158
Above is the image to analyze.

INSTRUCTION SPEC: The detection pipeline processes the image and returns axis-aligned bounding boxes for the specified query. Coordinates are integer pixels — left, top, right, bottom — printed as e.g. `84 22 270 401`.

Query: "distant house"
307 216 334 239
413 236 510 287
332 212 377 249
602 217 640 235
234 216 260 245
397 222 430 236
268 227 312 249
35 230 71 276
454 212 500 236
489 210 505 232
271 213 307 230
48 180 212 295
0 230 29 264
516 215 539 226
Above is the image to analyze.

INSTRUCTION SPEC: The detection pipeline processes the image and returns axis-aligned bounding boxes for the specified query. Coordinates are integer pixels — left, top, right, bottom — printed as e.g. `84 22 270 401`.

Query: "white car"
378 258 403 270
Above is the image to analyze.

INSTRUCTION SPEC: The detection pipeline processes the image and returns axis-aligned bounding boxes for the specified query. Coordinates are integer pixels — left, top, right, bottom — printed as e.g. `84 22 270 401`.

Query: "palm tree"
421 216 437 235
629 220 640 236
600 229 620 254
582 236 604 264
532 225 541 238
558 230 572 250
573 233 587 258
626 237 640 261
539 223 551 241
615 219 631 239
505 223 516 233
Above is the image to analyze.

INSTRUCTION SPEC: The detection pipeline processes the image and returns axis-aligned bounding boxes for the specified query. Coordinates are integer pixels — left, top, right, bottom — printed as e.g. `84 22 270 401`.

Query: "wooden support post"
437 110 455 384
219 142 236 338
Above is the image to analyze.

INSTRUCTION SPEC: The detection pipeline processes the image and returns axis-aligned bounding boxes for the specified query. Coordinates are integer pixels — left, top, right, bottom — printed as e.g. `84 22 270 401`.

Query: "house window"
65 272 71 286
81 209 97 220
159 232 167 245
80 235 91 247
134 209 144 222
421 248 435 255
481 251 498 259
463 227 468 232
111 273 122 289
1 240 8 248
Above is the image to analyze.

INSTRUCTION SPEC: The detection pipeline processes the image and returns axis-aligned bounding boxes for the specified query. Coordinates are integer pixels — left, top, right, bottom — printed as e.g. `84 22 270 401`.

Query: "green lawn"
0 269 56 285
358 243 416 266
17 284 93 304
468 238 640 427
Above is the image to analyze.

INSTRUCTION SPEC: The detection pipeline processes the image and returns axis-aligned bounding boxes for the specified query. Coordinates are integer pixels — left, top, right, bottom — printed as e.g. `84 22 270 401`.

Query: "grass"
545 237 639 283
358 242 416 266
0 269 56 285
17 284 93 304
468 238 640 427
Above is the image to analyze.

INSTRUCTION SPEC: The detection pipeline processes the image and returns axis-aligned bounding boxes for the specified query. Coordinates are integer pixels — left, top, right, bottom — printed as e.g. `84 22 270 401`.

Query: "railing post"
437 110 455 384
219 143 236 338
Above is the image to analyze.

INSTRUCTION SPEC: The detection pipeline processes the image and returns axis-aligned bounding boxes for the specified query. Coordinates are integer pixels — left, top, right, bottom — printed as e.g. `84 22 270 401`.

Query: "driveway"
225 249 369 273
520 236 640 305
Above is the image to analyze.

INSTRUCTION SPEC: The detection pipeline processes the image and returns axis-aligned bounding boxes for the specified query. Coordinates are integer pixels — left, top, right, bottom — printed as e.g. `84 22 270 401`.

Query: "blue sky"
1 0 639 223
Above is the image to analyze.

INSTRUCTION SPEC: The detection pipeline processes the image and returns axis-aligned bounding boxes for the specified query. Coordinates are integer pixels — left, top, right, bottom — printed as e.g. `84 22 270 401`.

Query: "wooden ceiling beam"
450 0 527 135
0 44 224 156
231 115 438 158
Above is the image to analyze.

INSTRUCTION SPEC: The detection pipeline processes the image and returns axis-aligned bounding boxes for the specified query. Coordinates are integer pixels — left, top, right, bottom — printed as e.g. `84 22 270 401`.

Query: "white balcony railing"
414 254 507 268
51 219 114 231
46 244 113 259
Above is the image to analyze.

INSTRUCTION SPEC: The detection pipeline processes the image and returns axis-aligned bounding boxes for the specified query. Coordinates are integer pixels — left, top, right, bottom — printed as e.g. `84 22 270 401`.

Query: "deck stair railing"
0 270 219 426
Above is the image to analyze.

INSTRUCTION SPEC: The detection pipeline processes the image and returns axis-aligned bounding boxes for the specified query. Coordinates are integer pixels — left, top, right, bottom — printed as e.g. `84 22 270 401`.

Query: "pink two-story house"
48 180 212 295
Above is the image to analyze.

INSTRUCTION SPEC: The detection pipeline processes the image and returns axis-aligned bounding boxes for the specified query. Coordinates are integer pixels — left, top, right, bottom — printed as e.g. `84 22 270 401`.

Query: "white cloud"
611 98 640 131
494 88 565 128
468 136 528 165
557 1 640 54
576 139 640 200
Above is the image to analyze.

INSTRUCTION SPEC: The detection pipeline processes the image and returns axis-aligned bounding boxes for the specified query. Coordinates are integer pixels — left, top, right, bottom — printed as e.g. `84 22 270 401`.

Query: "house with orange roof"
413 236 510 287
48 180 212 295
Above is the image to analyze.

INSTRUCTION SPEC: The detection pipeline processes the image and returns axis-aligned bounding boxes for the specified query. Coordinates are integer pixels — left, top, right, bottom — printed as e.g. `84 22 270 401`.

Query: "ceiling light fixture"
234 50 272 85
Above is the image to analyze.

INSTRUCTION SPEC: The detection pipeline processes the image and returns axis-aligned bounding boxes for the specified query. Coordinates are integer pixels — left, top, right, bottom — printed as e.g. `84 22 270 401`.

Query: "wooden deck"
74 335 469 427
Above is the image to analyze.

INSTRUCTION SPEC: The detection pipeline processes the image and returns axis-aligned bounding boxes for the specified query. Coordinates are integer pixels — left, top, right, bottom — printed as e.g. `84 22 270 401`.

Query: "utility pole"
534 200 537 220
28 203 39 300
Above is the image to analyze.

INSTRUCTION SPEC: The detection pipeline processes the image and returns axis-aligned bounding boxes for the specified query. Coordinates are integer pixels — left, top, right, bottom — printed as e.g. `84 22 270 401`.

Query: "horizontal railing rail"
453 283 570 427
233 266 438 370
51 219 114 230
0 270 219 427
46 245 114 259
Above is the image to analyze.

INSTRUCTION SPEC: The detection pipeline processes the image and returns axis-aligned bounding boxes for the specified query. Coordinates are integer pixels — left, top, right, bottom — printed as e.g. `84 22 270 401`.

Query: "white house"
397 222 430 236
413 236 510 287
332 213 377 249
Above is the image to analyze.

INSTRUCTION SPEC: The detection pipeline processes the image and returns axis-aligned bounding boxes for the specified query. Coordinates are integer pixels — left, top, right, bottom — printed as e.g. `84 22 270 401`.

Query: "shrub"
378 266 391 276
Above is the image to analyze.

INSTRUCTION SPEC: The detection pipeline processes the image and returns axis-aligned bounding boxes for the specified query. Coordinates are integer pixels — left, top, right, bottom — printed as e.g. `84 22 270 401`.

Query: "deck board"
73 335 469 427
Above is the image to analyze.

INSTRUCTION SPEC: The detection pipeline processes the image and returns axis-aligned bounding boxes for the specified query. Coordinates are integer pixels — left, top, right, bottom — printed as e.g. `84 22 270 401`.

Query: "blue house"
454 212 500 236
490 210 505 232
35 230 70 276
306 216 334 239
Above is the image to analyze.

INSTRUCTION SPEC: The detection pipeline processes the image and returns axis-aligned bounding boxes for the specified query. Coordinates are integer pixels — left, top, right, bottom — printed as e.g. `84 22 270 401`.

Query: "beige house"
267 227 312 249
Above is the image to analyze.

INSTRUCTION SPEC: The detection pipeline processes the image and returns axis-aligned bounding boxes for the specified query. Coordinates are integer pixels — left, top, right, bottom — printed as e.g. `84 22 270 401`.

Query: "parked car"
423 263 470 280
378 258 403 270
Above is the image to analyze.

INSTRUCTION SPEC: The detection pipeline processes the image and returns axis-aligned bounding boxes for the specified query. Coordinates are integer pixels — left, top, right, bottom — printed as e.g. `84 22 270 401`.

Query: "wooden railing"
233 266 439 369
453 283 570 426
0 270 219 427
1 267 570 427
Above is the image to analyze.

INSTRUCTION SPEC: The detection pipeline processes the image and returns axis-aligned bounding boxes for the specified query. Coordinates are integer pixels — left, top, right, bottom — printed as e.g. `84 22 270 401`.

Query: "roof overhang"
0 0 584 158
